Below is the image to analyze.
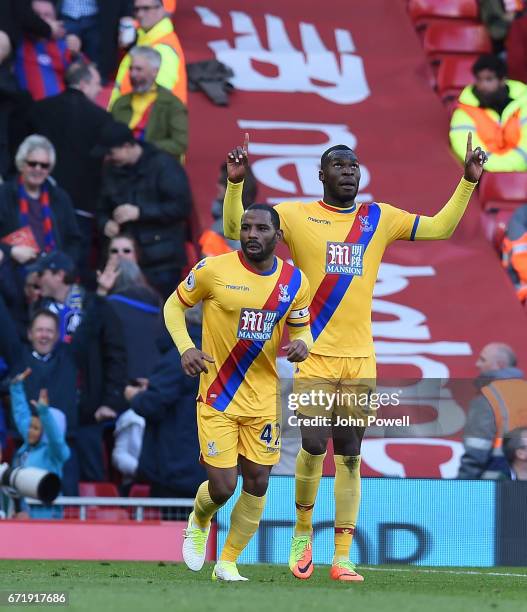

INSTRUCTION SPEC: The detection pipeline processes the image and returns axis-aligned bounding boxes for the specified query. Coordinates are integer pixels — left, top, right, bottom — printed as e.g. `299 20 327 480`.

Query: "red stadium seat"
436 56 474 103
78 482 119 497
423 24 492 64
479 173 527 212
408 0 479 30
129 484 151 497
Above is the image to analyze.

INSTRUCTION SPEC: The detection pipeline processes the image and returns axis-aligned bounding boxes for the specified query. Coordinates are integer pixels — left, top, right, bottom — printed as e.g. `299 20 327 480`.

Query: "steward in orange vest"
458 343 527 479
450 54 527 172
502 204 527 302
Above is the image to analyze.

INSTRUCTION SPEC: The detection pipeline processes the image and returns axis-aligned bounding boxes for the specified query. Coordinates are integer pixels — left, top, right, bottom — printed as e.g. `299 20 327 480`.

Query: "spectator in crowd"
0 267 42 341
501 204 527 302
458 342 527 479
0 0 64 59
503 426 527 479
14 0 82 101
12 309 81 494
29 61 113 284
198 162 257 257
449 54 527 172
34 250 127 482
9 368 70 517
112 407 145 494
103 233 140 267
0 293 22 382
58 1 134 83
100 258 162 379
0 135 80 265
506 8 527 84
95 122 191 298
0 134 80 333
112 46 188 158
479 0 525 55
110 0 187 108
127 306 205 499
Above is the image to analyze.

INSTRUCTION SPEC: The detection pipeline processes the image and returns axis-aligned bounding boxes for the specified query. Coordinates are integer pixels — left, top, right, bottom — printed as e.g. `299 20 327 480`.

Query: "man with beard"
111 46 187 158
223 133 487 582
163 204 312 581
450 53 527 171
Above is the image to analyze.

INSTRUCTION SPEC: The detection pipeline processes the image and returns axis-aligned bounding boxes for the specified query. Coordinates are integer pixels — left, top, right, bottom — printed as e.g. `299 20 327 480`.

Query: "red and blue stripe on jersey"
310 203 381 341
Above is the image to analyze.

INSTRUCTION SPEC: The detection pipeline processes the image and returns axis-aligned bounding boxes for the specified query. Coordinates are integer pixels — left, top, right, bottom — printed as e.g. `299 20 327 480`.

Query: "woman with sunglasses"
0 134 80 336
0 134 80 267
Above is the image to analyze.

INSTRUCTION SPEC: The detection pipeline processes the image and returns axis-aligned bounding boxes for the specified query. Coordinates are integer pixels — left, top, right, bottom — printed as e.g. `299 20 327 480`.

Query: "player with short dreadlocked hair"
223 133 487 582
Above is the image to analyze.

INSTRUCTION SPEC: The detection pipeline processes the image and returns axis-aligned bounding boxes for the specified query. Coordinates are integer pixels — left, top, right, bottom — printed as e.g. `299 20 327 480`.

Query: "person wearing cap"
95 121 191 298
34 249 127 482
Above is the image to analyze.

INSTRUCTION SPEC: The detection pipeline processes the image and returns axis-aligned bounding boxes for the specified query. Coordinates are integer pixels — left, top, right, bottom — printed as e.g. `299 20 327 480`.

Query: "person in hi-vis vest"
110 0 186 109
450 54 527 172
458 343 527 479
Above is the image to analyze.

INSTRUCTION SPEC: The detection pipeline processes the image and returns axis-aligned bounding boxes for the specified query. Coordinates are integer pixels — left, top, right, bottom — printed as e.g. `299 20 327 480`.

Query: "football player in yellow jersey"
223 133 487 582
164 204 312 582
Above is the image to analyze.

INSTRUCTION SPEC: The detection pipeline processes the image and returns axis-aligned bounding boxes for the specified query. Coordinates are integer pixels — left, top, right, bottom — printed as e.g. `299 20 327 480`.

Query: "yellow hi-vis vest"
110 17 187 109
449 80 527 172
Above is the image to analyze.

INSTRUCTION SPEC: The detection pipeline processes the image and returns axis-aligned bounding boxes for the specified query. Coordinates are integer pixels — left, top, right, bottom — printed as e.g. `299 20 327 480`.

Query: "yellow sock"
294 447 326 536
220 490 266 562
193 481 224 529
333 455 361 562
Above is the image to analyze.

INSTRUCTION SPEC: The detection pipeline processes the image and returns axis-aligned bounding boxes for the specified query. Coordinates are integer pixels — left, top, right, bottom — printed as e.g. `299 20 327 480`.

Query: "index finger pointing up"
243 132 250 153
466 131 473 154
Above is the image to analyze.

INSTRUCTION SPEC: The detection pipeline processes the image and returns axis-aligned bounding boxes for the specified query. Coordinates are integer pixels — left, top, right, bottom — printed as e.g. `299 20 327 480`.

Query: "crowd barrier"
217 477 527 567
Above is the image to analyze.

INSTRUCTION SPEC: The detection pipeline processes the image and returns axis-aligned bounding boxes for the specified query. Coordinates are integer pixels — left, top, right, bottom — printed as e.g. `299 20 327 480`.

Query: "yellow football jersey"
175 250 310 416
275 199 417 357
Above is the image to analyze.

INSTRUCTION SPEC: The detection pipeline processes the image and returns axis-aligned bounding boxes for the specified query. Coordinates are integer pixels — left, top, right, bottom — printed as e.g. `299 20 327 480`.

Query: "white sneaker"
182 512 210 571
212 561 249 582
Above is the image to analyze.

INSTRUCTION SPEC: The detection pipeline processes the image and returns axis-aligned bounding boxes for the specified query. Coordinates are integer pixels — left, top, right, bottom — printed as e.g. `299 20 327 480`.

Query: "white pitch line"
361 567 527 578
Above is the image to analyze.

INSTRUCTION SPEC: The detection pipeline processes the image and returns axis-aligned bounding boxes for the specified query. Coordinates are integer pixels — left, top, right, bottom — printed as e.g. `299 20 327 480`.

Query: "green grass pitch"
0 561 526 612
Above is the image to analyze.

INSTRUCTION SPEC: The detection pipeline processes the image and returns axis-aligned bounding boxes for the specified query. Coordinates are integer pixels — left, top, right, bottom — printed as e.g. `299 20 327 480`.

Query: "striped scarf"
132 100 155 142
18 177 56 253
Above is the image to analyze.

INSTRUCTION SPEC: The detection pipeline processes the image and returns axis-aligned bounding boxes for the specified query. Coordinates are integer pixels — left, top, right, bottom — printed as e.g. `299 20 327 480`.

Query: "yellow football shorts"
197 402 281 468
293 352 377 421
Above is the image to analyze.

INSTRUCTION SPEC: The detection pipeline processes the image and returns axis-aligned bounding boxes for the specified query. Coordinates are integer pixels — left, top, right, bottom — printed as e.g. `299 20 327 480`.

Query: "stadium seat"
423 24 492 65
436 56 474 103
408 0 479 31
129 484 151 497
479 173 527 212
78 482 119 497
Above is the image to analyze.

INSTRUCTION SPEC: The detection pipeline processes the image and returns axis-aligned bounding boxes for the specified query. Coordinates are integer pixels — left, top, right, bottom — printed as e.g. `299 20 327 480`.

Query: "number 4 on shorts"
260 423 281 446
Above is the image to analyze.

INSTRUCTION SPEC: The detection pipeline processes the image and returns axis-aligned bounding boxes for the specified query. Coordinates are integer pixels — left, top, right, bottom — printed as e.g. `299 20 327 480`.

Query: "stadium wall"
218 477 527 567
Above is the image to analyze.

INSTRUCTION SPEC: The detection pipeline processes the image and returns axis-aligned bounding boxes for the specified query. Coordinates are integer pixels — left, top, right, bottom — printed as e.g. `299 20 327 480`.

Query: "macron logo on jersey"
326 241 364 276
237 308 278 341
